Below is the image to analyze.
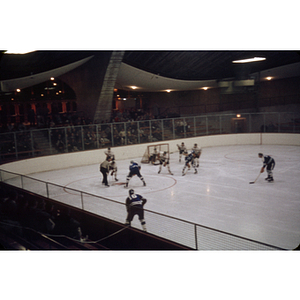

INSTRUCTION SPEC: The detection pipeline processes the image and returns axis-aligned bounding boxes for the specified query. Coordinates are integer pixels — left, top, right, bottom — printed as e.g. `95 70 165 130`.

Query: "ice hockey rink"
14 143 300 250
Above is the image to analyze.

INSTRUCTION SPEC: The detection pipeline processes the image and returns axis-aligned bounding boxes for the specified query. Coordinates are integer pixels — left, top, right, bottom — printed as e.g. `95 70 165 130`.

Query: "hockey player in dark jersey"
100 156 112 187
158 151 173 175
258 153 275 182
182 151 197 176
125 189 147 231
124 161 146 188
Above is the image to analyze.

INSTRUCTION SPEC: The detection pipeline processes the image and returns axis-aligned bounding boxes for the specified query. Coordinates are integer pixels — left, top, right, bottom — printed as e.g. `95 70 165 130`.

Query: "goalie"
158 151 173 175
149 147 159 164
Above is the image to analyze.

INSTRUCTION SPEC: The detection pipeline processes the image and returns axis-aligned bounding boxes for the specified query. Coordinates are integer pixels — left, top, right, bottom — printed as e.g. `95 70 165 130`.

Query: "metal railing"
1 111 299 163
0 169 285 250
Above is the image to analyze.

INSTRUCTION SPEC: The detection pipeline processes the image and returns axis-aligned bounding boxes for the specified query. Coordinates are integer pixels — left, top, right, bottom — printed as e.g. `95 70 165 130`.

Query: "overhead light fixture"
5 50 36 54
266 76 272 81
232 57 266 64
131 86 137 90
202 87 208 90
166 89 171 93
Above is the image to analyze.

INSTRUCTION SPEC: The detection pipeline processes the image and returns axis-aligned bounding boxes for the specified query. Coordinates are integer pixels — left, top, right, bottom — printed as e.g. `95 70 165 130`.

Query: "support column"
93 51 125 123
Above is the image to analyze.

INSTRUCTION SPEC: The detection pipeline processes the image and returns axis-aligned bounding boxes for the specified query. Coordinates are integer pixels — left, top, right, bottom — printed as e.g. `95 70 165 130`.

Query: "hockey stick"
249 172 261 184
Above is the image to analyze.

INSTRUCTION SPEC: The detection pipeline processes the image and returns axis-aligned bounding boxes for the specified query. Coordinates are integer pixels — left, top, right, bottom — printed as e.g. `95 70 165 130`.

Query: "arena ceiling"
1 50 300 92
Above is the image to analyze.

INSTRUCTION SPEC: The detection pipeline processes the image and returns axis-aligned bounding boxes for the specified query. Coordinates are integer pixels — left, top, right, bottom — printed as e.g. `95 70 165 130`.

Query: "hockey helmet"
129 189 135 195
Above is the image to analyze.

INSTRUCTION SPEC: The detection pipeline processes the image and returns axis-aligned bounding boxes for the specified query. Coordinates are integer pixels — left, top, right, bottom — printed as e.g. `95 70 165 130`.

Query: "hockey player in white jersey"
177 142 187 162
104 147 115 160
158 151 173 175
109 158 118 181
192 143 202 167
149 147 159 164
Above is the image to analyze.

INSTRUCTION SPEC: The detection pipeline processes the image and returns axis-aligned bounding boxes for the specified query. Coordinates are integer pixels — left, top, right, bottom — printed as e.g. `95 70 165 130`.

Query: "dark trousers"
100 167 108 185
126 206 145 224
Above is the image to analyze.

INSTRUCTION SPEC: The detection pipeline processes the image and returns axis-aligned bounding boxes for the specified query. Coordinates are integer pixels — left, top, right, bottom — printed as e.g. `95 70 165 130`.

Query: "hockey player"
109 158 118 181
182 151 197 176
158 151 173 175
258 153 275 182
149 147 159 164
104 147 115 160
177 142 187 162
124 161 146 188
125 189 147 231
100 156 112 187
192 143 202 167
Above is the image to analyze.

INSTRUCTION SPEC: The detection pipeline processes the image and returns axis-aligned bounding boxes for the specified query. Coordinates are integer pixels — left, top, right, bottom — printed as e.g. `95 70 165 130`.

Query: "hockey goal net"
141 143 170 164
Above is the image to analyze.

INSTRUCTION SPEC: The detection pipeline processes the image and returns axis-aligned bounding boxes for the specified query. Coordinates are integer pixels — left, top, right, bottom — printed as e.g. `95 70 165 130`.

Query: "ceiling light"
266 76 272 80
232 57 266 64
5 50 36 54
202 87 208 90
166 89 171 93
131 86 137 89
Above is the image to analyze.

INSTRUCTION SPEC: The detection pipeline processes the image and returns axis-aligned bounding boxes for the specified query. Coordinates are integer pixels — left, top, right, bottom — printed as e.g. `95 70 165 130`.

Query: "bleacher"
0 182 192 250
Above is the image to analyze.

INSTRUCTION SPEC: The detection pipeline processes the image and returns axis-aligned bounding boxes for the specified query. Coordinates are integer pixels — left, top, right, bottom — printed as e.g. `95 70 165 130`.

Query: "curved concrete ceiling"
0 56 94 92
115 62 218 92
115 61 300 92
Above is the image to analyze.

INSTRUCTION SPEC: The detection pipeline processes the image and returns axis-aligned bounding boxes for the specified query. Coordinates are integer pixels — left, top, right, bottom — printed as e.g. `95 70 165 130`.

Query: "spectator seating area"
0 182 192 250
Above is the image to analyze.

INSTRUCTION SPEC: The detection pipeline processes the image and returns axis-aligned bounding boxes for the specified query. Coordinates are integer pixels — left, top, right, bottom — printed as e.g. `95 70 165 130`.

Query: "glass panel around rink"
138 120 151 143
112 123 125 146
184 117 196 138
97 123 112 148
162 118 174 141
174 118 185 139
31 128 53 156
150 119 162 142
194 116 207 136
278 112 300 133
206 115 221 135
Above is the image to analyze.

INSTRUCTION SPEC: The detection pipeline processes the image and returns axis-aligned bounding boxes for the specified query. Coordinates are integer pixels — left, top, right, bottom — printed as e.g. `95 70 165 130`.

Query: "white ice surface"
16 144 300 250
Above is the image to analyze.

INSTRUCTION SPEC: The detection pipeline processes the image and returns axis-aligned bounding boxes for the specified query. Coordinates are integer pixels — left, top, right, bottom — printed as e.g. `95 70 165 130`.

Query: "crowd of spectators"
0 186 85 242
0 107 187 158
0 107 160 133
